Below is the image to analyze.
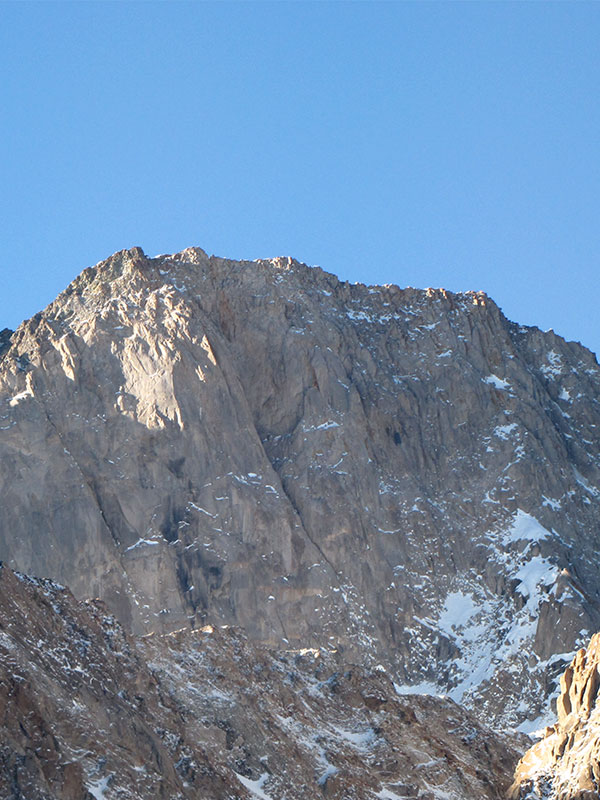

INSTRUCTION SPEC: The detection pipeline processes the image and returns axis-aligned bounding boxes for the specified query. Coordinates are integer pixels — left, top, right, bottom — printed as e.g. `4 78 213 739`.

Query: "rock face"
510 632 600 799
0 563 520 800
1 246 600 728
0 328 12 359
0 564 238 800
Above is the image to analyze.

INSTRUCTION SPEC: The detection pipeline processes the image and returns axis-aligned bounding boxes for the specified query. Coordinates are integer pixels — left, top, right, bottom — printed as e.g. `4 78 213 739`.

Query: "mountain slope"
0 563 520 800
1 246 599 728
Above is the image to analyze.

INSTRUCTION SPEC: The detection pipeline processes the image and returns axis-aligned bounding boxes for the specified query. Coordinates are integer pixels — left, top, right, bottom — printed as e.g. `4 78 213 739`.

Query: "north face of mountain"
0 563 520 800
1 246 599 729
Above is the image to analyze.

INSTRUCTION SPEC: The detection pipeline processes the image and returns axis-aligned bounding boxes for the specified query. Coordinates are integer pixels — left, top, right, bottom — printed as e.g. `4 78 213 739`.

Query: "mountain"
1 246 600 732
0 562 520 799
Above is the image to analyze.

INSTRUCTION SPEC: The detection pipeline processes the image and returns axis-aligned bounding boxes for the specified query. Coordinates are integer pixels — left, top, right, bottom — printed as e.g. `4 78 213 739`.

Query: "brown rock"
0 563 520 799
510 633 600 799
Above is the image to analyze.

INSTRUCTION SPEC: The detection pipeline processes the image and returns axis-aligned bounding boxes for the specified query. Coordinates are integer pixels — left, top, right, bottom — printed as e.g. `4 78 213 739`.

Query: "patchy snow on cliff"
398 510 571 727
502 510 553 544
234 772 273 800
483 374 511 391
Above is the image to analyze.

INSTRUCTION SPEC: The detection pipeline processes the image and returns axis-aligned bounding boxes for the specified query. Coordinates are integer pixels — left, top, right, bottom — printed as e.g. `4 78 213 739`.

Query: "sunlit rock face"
0 563 521 800
510 632 600 799
1 245 600 728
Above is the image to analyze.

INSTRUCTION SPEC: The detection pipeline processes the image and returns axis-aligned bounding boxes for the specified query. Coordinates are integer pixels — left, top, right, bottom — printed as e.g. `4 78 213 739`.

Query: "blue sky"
2 2 599 355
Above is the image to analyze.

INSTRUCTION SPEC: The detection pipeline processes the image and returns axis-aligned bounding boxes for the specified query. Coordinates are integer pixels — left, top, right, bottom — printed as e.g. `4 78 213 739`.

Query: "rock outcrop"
0 563 238 800
0 328 12 359
1 246 600 728
0 563 521 799
510 632 600 799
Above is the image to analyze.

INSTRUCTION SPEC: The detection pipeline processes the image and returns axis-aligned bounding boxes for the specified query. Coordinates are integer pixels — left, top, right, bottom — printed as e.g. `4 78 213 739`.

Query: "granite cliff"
1 246 600 731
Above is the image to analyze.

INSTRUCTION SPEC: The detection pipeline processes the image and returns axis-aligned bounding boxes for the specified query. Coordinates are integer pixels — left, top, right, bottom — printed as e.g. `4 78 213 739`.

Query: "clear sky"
1 2 599 355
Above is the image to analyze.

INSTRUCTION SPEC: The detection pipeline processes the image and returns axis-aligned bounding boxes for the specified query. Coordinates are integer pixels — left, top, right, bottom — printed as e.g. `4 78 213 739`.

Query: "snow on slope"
396 510 589 730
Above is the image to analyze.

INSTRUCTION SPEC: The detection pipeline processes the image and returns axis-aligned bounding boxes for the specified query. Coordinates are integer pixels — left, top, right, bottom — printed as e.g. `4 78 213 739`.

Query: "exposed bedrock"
1 246 600 728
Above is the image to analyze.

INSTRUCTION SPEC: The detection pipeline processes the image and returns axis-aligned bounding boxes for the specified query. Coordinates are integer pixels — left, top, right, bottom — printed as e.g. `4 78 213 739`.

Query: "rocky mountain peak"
557 636 600 726
65 245 150 296
171 245 210 265
1 246 600 733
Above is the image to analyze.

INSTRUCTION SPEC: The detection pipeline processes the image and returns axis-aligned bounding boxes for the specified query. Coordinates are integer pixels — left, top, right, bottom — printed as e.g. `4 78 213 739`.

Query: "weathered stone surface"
143 624 523 800
0 563 520 800
0 328 12 359
510 632 600 799
0 563 237 799
1 246 600 728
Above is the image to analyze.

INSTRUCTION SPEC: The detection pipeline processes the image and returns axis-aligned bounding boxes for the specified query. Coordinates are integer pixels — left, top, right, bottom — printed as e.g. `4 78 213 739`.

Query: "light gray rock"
1 246 599 728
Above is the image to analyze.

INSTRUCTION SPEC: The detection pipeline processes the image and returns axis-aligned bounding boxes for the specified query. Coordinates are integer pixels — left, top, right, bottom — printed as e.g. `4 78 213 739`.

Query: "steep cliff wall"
1 246 599 728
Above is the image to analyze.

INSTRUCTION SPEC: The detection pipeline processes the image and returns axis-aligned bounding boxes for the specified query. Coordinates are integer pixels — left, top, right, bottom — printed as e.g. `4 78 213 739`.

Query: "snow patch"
346 309 401 325
303 420 340 432
541 350 563 377
437 592 482 641
125 538 159 551
188 502 217 518
516 706 561 737
0 631 15 650
316 420 339 430
409 511 562 713
233 770 272 800
514 558 559 606
233 772 273 800
573 469 599 498
483 374 511 390
502 510 552 544
542 496 561 511
330 724 376 751
9 387 34 407
86 776 112 800
376 789 405 800
317 755 339 786
393 680 441 697
494 423 518 440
